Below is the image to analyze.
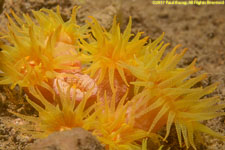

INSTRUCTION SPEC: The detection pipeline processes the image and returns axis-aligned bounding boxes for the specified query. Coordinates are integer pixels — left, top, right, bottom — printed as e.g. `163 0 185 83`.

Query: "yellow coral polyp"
79 16 148 90
92 91 151 150
0 6 87 90
7 6 86 45
11 85 97 138
126 33 225 149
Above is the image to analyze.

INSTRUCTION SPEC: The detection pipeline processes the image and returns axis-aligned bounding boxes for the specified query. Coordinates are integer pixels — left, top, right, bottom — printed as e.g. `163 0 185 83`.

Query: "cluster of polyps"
0 6 224 150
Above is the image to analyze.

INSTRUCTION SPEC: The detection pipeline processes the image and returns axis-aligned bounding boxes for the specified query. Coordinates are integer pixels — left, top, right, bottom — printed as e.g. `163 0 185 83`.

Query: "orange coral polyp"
93 91 151 150
11 85 97 138
126 33 225 150
0 6 87 91
79 16 148 91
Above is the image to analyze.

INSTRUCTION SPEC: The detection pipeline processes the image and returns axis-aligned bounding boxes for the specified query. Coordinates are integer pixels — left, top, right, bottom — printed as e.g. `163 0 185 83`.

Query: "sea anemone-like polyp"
10 84 97 138
0 6 88 103
78 16 148 102
125 33 225 149
92 90 151 150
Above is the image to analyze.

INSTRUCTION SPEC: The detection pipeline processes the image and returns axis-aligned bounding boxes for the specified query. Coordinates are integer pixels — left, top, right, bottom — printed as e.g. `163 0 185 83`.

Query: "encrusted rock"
26 128 104 150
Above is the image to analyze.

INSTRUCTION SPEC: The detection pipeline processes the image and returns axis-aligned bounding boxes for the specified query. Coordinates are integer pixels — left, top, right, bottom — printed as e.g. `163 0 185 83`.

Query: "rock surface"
26 128 104 150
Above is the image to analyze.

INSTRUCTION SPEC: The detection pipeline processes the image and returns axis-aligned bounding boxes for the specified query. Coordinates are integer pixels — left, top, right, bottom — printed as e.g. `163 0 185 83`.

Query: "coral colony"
0 6 224 150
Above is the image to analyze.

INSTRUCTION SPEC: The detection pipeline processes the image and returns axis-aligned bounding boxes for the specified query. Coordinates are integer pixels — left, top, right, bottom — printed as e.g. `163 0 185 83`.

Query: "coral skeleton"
0 6 224 150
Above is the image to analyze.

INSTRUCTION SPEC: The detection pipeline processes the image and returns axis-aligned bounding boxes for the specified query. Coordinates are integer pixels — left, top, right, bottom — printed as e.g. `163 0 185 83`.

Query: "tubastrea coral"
0 6 224 150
